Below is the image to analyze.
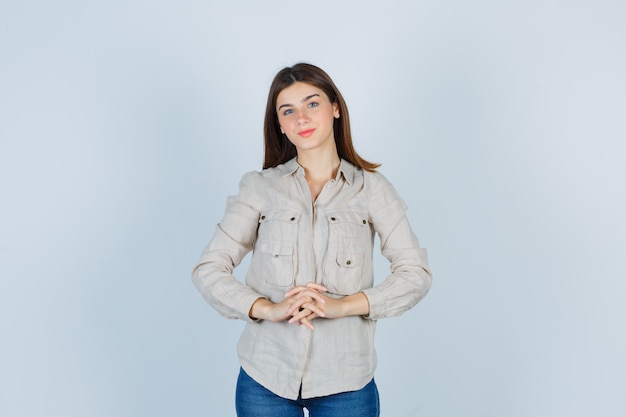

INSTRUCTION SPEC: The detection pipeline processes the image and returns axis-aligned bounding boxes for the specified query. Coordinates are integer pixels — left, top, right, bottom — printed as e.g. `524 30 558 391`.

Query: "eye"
307 102 319 108
282 108 294 116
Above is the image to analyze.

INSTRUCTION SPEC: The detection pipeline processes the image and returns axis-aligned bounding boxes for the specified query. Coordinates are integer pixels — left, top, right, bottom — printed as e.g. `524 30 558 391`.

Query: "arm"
360 172 432 320
361 215 432 319
191 172 267 322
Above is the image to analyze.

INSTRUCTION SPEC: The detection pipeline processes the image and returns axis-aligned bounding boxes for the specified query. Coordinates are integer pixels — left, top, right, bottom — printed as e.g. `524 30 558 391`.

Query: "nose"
297 111 309 125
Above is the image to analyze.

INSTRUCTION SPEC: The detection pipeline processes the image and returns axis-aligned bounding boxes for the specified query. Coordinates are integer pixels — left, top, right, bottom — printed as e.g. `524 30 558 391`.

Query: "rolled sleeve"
362 173 432 320
191 172 266 322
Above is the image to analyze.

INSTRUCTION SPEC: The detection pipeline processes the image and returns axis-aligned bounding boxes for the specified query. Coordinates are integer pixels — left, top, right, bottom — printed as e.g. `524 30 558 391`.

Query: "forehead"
276 82 327 106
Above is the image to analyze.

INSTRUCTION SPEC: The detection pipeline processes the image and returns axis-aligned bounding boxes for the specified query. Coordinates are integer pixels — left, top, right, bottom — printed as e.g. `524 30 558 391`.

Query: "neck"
296 148 341 182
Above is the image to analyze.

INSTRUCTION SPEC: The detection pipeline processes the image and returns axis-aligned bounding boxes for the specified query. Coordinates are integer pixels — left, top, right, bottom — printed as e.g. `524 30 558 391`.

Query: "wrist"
340 292 370 317
249 297 272 321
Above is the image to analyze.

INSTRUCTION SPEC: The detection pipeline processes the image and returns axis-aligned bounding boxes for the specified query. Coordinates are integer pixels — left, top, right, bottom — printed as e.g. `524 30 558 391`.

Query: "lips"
298 128 316 138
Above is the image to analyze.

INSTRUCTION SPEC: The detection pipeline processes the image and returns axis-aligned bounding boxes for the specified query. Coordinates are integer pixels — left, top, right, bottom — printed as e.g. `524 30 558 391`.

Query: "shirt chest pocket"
252 209 302 288
323 210 371 295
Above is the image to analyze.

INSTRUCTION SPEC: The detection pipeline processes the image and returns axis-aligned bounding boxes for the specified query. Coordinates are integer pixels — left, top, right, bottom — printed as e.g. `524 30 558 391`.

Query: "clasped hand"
250 282 368 330
283 282 339 330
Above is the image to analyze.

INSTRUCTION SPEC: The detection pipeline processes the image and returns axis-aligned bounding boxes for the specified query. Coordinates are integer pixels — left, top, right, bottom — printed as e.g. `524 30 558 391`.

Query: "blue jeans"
235 368 380 417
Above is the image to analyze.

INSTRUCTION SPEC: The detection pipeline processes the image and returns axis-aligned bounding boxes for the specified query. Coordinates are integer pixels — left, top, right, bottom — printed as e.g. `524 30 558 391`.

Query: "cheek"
280 119 298 132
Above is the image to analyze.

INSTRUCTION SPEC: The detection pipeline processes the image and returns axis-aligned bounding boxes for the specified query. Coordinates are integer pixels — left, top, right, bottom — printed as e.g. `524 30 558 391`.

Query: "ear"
280 126 285 134
333 102 340 119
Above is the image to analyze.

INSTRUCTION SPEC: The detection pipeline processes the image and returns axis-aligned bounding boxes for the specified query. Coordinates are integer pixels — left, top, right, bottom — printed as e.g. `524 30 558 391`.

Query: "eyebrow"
278 93 321 110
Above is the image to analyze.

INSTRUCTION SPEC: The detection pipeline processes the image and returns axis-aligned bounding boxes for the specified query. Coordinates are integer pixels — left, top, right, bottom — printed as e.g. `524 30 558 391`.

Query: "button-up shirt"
192 157 431 400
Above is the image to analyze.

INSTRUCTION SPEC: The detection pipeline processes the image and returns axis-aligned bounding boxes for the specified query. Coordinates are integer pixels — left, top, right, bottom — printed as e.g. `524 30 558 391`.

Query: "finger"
297 310 320 330
299 316 314 330
285 283 328 298
296 289 327 305
301 290 327 305
287 297 311 315
285 290 326 307
305 282 328 292
284 286 308 298
289 301 326 319
288 307 310 324
302 311 319 322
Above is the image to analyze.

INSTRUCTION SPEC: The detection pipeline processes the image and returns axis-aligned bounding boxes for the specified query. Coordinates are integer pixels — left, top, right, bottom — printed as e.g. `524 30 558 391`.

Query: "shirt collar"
280 157 301 176
337 158 356 186
278 157 356 186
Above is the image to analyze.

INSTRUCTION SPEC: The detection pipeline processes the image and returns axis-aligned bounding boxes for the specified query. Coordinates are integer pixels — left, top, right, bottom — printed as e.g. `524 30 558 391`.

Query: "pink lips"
298 128 315 138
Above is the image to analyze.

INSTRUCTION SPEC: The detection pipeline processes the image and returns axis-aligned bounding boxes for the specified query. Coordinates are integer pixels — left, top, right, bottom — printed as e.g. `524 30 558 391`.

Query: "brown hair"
263 63 380 172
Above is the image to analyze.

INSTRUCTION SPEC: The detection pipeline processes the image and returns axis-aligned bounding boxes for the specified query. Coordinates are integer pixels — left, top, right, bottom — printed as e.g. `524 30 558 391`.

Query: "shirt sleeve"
361 172 432 320
191 171 266 322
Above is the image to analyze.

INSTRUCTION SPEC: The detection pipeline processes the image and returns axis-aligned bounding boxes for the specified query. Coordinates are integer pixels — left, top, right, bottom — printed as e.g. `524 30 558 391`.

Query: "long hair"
263 63 380 172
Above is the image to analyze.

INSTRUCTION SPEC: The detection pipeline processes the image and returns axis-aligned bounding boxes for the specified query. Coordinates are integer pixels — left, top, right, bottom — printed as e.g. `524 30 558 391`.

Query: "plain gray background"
1 1 624 416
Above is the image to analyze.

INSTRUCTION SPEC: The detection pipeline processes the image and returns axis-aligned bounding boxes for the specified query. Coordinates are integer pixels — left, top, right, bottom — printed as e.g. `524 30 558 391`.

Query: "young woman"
192 63 432 417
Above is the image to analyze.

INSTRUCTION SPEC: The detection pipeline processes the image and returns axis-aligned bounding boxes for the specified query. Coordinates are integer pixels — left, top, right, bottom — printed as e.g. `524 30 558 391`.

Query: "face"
276 82 340 154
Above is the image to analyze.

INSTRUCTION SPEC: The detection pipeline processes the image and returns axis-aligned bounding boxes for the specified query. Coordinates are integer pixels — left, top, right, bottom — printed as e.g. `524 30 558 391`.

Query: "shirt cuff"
360 287 385 320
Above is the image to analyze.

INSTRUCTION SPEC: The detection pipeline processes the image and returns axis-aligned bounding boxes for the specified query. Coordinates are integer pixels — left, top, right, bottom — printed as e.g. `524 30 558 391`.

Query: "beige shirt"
192 158 432 400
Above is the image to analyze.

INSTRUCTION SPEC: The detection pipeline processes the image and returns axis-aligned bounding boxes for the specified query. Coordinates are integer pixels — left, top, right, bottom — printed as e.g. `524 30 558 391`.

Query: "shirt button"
290 217 296 221
261 215 266 220
330 217 336 221
346 260 352 265
362 219 367 224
